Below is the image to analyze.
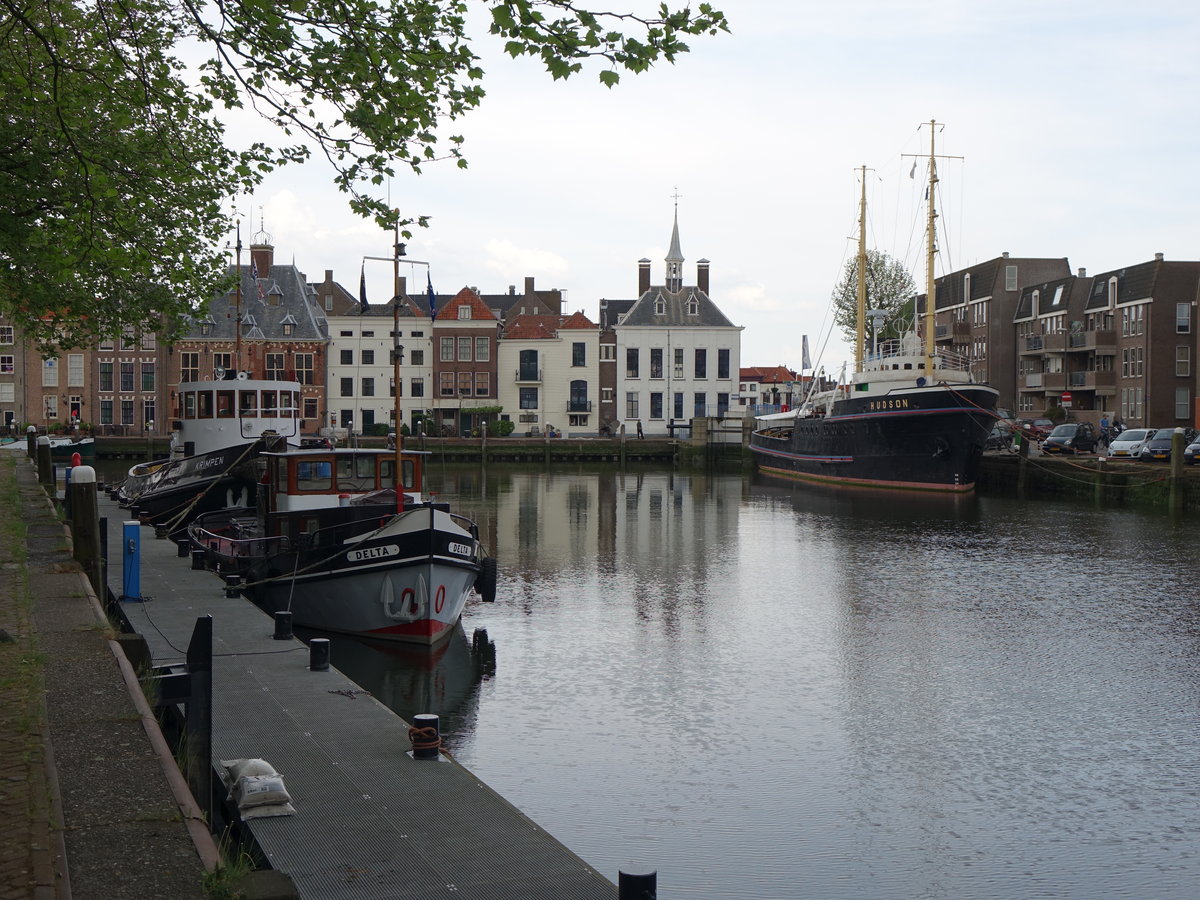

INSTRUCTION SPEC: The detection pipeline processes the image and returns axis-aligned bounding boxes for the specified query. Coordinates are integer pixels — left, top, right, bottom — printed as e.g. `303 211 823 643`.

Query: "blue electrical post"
122 519 141 601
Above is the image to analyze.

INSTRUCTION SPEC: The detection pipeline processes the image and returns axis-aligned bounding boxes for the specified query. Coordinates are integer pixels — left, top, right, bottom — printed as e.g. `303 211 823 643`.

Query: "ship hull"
750 384 998 492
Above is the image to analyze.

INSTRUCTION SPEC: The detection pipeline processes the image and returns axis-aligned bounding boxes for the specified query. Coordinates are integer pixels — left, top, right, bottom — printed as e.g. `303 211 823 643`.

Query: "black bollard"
176 539 189 558
618 869 657 900
223 574 243 597
191 549 206 570
410 713 441 760
273 611 293 641
308 638 330 671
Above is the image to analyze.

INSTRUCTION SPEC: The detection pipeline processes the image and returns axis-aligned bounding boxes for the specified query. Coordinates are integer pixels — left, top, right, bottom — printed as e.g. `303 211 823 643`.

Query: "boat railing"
867 339 971 372
191 525 291 558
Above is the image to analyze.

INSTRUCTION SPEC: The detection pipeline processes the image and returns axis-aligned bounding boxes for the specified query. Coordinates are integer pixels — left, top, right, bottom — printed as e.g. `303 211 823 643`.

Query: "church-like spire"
665 190 684 291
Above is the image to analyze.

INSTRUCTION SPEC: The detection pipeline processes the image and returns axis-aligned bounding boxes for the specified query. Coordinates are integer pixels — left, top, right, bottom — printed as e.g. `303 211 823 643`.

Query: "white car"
1107 428 1155 459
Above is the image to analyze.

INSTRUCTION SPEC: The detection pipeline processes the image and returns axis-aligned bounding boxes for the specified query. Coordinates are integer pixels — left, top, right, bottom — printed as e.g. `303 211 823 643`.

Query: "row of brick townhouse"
0 211 746 440
924 251 1200 429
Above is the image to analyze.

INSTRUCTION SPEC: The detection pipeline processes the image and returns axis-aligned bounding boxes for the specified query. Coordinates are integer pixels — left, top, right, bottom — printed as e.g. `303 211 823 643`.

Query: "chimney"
1078 268 1087 278
398 275 407 298
697 259 710 294
250 241 274 275
638 258 651 295
1002 251 1010 259
324 269 333 282
525 276 535 295
1155 252 1164 261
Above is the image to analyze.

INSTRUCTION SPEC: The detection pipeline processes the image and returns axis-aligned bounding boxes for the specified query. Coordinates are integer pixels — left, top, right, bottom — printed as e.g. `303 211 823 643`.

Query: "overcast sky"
228 1 1200 375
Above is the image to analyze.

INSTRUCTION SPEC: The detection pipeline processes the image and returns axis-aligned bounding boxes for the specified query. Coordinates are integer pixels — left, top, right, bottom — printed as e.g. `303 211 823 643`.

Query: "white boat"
118 372 302 533
187 446 496 645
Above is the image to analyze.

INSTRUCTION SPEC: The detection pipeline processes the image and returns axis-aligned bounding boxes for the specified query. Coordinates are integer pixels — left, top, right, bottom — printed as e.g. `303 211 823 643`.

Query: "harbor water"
108 460 1200 897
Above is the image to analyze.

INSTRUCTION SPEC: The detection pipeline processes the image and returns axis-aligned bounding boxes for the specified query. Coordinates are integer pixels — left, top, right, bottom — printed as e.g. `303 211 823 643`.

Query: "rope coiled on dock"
408 725 443 755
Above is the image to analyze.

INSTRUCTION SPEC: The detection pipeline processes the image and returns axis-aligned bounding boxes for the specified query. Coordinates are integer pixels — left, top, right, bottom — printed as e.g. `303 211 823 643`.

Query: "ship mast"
923 121 938 370
234 220 243 374
855 165 867 371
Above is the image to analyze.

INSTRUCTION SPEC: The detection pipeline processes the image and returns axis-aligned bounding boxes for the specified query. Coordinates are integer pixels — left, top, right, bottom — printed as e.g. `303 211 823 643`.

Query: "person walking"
636 420 644 439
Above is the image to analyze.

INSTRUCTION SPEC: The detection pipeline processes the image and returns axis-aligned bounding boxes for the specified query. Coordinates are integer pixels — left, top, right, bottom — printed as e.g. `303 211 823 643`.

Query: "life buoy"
434 584 446 614
401 587 417 614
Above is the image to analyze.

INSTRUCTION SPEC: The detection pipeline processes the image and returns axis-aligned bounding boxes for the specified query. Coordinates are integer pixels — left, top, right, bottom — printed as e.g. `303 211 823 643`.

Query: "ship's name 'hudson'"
868 398 911 411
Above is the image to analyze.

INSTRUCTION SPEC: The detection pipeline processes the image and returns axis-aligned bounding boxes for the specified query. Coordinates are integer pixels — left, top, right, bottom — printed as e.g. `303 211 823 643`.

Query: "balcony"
1070 370 1117 394
567 400 593 413
1021 334 1044 355
514 368 542 383
1067 329 1117 356
1041 332 1068 353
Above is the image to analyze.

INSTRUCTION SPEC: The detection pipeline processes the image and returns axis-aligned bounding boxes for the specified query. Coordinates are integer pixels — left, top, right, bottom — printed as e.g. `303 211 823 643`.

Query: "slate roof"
1014 275 1092 320
183 262 327 340
598 299 636 330
618 287 735 328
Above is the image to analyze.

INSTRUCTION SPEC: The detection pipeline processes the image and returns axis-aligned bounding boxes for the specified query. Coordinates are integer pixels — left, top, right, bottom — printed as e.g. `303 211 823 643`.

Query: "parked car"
1185 435 1200 465
1139 428 1196 462
1107 428 1155 459
1042 422 1099 454
301 437 334 450
985 422 1013 451
1016 417 1055 440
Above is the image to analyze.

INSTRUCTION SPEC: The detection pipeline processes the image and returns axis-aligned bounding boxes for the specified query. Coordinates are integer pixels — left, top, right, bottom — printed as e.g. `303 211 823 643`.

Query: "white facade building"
613 211 743 437
497 312 601 437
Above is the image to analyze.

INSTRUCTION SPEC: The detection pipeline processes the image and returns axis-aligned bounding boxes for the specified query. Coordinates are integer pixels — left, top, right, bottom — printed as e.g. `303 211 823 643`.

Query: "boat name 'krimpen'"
868 398 911 411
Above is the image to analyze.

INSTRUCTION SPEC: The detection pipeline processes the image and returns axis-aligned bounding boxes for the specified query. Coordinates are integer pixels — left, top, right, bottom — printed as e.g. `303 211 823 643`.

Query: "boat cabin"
260 448 426 513
171 376 303 457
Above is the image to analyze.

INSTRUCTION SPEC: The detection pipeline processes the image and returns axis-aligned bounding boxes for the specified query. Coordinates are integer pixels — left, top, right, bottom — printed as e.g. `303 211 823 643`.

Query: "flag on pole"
427 272 437 318
909 160 917 179
801 334 811 371
359 263 369 308
251 260 264 299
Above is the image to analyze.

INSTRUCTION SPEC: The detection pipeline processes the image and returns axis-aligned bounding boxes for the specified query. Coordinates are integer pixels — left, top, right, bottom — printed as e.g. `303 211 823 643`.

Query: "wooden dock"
98 493 615 898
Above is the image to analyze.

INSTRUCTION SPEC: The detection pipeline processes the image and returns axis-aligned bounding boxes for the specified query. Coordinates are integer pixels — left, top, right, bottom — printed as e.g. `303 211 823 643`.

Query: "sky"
223 0 1200 376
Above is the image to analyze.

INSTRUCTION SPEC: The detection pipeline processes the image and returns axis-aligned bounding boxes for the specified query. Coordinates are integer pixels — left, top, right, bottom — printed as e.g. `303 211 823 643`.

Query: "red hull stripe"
364 619 454 639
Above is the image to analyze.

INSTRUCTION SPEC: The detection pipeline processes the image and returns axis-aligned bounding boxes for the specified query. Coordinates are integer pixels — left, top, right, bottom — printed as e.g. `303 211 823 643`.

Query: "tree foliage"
0 0 728 347
830 249 917 347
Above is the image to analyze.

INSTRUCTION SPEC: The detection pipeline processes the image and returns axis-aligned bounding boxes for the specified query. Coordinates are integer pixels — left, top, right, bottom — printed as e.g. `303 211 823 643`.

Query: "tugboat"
750 122 998 492
187 445 496 645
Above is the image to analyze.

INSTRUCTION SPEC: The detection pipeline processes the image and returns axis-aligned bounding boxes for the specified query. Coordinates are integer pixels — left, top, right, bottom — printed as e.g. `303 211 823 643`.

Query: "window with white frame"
1177 303 1191 333
457 336 472 361
475 337 490 362
1177 388 1191 420
440 337 454 361
0 383 13 402
0 326 12 344
457 306 471 320
625 391 639 419
1005 265 1017 291
0 355 13 374
42 358 58 387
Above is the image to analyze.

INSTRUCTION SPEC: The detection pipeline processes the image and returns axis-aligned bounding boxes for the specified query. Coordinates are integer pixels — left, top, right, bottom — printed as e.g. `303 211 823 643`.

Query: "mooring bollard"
273 610 293 641
68 466 102 597
618 868 658 900
191 548 206 570
176 538 189 557
308 638 330 671
409 713 441 760
224 574 243 597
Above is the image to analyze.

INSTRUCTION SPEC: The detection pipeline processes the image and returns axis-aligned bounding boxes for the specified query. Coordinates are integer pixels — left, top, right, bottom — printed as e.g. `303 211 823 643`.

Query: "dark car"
301 437 334 450
984 422 1013 451
1139 428 1196 462
1042 422 1099 455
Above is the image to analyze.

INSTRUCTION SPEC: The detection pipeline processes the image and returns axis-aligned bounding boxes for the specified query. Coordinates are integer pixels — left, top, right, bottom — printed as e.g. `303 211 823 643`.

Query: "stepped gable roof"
438 287 498 322
185 260 326 341
619 286 735 328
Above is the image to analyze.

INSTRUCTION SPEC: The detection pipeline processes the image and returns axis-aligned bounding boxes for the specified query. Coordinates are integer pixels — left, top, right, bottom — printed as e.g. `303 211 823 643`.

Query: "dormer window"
283 323 294 336
458 306 472 320
200 323 211 336
687 299 699 316
655 299 665 315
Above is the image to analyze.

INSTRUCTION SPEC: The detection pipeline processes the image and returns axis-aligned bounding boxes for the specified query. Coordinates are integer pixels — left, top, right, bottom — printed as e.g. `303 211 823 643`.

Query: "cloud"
481 239 570 280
